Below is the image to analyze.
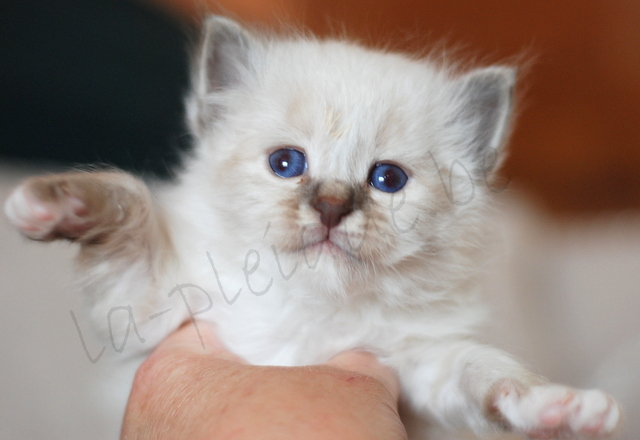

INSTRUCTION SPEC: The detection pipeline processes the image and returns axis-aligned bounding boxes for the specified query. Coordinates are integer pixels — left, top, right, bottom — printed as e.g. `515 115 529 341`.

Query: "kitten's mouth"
296 224 362 263
299 233 359 262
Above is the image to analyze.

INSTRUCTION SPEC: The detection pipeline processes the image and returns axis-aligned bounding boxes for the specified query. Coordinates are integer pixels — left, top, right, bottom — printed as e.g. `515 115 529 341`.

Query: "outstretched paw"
492 380 621 438
4 172 135 242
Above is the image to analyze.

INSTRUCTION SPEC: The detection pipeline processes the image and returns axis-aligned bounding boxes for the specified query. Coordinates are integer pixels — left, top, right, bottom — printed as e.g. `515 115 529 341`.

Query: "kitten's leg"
394 341 621 438
5 171 159 245
5 171 182 352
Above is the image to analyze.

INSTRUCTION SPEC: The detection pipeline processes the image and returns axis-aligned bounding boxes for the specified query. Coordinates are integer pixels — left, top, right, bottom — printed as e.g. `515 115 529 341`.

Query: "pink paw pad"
4 183 91 240
494 382 621 438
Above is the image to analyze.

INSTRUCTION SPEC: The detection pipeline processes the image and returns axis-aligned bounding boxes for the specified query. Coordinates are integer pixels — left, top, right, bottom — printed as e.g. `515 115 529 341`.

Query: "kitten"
5 16 621 439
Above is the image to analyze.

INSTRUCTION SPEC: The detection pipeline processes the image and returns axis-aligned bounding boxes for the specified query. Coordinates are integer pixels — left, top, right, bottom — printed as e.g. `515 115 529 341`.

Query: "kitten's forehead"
255 41 448 179
284 93 380 178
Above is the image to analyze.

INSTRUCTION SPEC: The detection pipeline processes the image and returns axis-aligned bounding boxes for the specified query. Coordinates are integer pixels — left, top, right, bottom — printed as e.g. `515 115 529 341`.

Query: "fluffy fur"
5 16 620 439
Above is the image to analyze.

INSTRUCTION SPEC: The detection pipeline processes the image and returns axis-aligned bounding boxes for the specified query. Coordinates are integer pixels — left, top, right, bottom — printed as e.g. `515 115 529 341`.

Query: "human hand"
121 322 408 440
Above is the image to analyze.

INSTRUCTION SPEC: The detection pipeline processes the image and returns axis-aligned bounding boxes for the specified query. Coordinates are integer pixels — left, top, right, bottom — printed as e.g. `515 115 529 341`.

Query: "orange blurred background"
148 0 640 214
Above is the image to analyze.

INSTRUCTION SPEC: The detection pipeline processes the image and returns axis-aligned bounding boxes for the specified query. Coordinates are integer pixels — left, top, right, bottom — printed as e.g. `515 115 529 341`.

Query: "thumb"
153 320 246 363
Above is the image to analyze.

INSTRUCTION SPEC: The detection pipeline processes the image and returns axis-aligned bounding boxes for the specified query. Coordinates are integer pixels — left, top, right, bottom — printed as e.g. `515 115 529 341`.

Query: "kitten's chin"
292 241 365 298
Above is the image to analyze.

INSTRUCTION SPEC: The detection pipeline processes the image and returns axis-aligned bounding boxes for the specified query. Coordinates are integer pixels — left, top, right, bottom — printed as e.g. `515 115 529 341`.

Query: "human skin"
121 322 408 440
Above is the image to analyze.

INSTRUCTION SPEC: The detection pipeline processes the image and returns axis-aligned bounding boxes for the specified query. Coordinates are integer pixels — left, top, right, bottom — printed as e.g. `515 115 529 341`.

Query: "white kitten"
5 16 620 439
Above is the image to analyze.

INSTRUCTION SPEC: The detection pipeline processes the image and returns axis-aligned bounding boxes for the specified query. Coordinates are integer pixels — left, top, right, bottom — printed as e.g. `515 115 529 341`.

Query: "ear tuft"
452 67 516 171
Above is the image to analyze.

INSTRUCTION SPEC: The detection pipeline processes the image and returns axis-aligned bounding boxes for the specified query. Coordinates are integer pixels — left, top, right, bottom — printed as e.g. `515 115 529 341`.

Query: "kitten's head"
185 17 515 299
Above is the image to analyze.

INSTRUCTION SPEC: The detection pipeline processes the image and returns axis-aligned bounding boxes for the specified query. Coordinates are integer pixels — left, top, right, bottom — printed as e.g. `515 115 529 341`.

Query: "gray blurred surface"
0 163 121 440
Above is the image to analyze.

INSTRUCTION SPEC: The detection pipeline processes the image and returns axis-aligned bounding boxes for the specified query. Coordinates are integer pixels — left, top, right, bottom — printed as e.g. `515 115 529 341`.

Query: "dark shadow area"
0 0 193 178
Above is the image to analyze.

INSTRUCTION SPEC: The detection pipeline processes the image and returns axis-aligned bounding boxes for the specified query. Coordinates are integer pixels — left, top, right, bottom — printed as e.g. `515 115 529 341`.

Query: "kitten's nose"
313 195 352 230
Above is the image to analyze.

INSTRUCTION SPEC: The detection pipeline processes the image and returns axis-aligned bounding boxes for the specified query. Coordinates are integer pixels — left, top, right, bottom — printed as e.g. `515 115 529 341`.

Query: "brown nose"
312 195 352 229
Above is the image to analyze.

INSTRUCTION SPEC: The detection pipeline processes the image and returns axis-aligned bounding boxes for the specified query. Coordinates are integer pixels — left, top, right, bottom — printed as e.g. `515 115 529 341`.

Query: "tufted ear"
451 67 516 174
188 16 257 135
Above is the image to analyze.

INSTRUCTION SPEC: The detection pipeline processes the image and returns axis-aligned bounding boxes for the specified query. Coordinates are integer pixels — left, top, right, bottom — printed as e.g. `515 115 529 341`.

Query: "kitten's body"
5 17 620 439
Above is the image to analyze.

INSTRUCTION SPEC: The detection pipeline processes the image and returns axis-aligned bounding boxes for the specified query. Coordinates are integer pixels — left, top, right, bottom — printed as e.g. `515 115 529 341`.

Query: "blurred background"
0 1 638 439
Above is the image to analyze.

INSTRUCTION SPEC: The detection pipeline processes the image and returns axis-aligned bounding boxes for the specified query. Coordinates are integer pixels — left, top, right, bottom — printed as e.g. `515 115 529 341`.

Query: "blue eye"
369 163 408 193
269 148 307 178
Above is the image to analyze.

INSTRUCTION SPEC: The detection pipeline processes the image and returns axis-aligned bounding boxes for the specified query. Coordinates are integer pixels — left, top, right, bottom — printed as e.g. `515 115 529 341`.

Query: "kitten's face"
187 19 514 294
195 43 482 288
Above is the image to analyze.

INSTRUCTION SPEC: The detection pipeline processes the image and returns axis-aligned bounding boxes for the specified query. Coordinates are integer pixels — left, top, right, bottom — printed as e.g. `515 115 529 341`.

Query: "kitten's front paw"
492 380 621 438
4 173 129 241
5 177 96 240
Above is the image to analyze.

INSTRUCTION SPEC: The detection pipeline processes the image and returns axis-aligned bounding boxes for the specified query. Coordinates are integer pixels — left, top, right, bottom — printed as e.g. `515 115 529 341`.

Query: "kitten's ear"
188 16 257 135
451 67 516 174
196 16 255 94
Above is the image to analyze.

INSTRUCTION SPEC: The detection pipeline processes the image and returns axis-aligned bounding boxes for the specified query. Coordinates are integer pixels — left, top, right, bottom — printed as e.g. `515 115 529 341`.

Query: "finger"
326 351 401 402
